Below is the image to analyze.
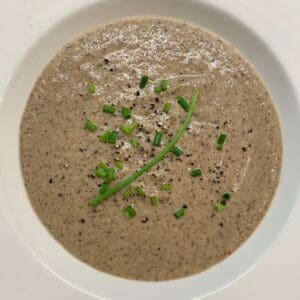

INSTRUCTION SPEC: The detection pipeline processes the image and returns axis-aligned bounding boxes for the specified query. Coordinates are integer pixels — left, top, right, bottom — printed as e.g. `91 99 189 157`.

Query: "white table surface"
0 0 299 299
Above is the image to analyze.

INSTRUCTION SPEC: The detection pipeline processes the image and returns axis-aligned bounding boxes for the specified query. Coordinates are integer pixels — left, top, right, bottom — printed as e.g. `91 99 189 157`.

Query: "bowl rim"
0 1 300 300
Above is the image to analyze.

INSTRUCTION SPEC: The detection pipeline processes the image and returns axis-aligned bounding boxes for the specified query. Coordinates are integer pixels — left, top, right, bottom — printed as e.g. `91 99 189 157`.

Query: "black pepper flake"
182 204 188 209
248 129 253 133
58 193 62 197
109 68 114 72
127 83 132 88
87 174 95 179
221 200 227 205
80 218 86 223
135 91 140 96
155 97 160 103
103 58 109 64
242 146 247 152
150 103 155 109
49 178 53 183
141 216 148 223
219 222 224 227
216 126 220 129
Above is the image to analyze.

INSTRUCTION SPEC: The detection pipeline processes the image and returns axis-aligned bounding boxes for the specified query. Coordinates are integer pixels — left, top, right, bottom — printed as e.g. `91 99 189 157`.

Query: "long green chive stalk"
88 90 200 206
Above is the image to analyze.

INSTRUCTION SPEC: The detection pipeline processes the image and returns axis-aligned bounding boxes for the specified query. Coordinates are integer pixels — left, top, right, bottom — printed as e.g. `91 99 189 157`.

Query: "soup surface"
20 18 282 281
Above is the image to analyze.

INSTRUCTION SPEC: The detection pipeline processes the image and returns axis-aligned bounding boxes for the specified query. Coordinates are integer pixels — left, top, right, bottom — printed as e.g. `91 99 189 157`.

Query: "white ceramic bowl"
0 1 299 299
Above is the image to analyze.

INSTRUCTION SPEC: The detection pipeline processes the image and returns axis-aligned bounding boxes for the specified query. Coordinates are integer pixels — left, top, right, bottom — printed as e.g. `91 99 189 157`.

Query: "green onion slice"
88 83 95 94
139 75 149 89
191 168 202 177
161 183 171 191
95 167 107 178
124 205 136 219
120 122 138 135
153 132 162 147
130 138 139 148
215 203 226 212
114 160 124 170
135 186 145 196
84 120 97 132
216 133 227 150
99 181 109 194
177 96 190 112
150 196 157 206
163 102 172 113
170 146 183 157
123 186 132 199
121 107 131 119
174 208 185 219
103 104 115 115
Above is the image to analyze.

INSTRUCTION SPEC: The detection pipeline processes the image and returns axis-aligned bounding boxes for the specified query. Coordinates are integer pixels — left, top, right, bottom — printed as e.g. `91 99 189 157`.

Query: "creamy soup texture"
20 18 282 281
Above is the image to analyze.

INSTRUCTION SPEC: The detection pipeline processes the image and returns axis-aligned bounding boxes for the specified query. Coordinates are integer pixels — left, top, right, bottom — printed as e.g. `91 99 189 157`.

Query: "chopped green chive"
223 193 231 201
114 159 123 170
106 168 115 182
170 146 183 157
88 90 200 206
216 133 227 150
161 183 171 191
163 102 172 113
160 80 169 92
123 186 132 199
84 120 97 132
120 122 138 135
95 167 107 178
121 107 131 119
154 86 162 94
130 137 139 148
88 83 95 94
123 205 136 219
139 75 149 89
177 96 190 112
153 79 169 94
174 208 185 219
107 131 118 144
99 131 113 143
153 132 162 147
150 196 157 206
103 104 115 115
135 186 145 196
99 161 109 171
191 168 202 177
99 181 109 194
215 203 226 212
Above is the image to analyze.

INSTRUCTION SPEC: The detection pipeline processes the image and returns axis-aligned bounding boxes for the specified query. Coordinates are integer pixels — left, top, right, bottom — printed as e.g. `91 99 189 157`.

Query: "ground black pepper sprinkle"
80 218 86 223
135 91 140 96
182 204 188 209
221 200 227 205
49 178 53 183
103 58 109 64
242 146 247 152
155 97 160 103
141 216 148 223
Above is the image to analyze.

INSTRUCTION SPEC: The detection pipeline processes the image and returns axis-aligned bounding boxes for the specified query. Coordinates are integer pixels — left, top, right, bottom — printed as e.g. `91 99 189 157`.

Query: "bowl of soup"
0 1 299 299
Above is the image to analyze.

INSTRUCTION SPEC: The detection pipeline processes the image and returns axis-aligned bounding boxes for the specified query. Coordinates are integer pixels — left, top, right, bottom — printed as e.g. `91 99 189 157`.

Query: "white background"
0 0 299 299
